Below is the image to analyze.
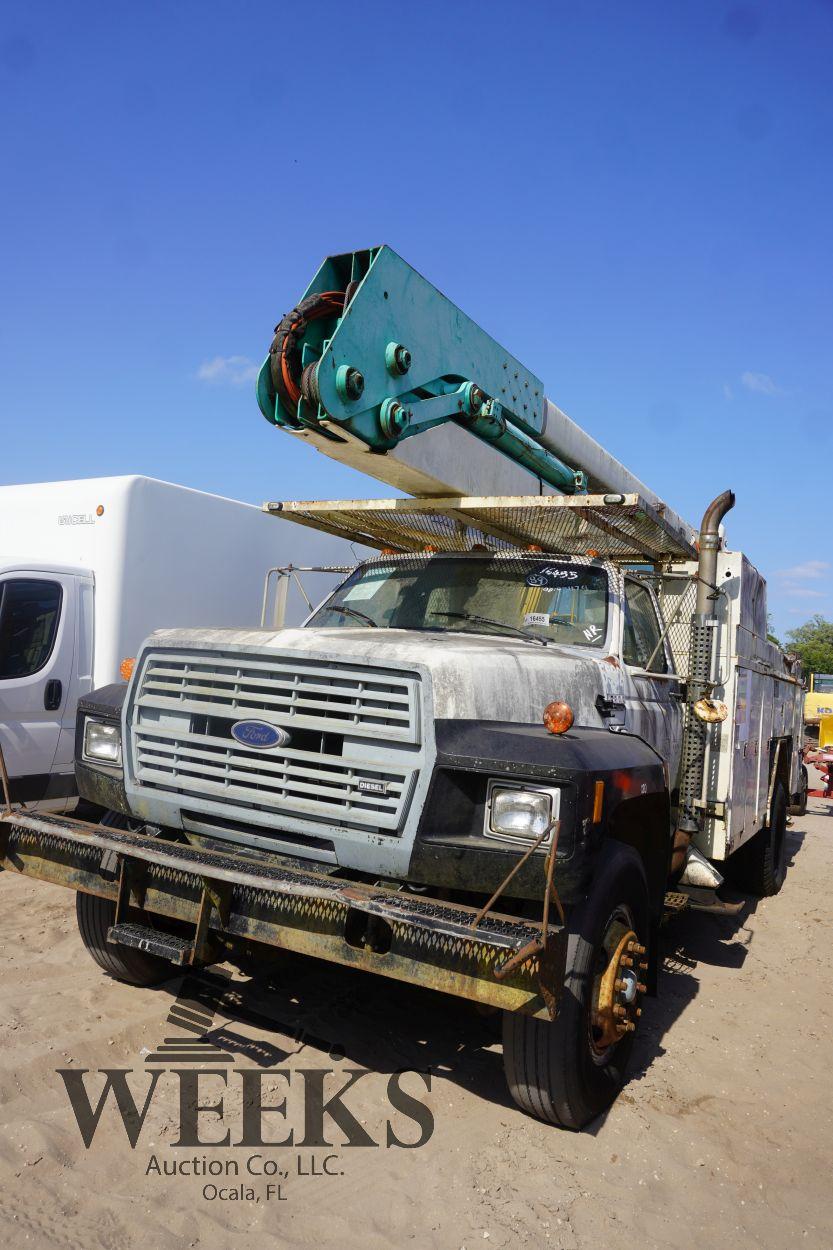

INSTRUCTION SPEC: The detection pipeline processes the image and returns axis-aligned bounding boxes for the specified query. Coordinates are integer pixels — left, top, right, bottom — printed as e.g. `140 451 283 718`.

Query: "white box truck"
0 475 347 807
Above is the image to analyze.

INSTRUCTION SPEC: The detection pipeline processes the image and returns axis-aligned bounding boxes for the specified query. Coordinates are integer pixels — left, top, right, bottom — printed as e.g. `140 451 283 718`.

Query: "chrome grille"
137 653 419 742
129 650 422 834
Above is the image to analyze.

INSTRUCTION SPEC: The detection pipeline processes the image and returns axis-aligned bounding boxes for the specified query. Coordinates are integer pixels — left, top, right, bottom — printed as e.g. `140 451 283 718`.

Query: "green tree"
785 615 833 675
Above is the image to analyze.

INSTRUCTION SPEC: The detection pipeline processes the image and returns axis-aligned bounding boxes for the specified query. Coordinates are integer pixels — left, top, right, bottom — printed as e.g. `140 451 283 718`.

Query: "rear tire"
788 766 808 817
728 781 788 897
75 892 172 987
502 844 649 1130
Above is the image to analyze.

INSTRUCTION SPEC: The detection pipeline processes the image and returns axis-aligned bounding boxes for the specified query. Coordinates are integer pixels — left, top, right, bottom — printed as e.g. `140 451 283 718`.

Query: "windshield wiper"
327 604 378 627
430 610 547 646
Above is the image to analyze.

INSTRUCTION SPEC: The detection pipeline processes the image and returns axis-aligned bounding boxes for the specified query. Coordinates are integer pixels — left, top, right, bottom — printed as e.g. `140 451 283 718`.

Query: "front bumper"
0 810 564 1020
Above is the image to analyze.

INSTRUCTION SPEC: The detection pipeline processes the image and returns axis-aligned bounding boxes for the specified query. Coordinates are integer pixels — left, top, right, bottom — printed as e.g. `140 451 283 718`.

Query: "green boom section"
256 246 587 495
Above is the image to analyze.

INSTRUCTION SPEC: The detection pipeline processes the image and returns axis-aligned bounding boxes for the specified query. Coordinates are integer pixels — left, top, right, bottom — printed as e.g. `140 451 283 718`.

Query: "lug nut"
614 978 627 992
468 385 485 413
638 960 649 971
385 341 411 376
379 398 410 439
620 955 633 968
345 368 364 399
636 1007 642 1017
636 982 647 995
336 364 366 402
613 1004 626 1017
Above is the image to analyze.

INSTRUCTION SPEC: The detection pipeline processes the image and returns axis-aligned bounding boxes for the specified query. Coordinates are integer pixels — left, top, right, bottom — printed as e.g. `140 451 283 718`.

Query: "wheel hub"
592 927 648 1050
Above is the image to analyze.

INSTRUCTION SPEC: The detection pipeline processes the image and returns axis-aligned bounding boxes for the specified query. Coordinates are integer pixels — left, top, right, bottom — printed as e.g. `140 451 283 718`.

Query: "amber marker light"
119 657 136 681
592 779 605 823
96 504 105 516
543 701 574 734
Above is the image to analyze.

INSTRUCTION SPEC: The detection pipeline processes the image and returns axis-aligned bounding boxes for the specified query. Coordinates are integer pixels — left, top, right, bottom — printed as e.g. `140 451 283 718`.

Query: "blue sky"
2 1 831 637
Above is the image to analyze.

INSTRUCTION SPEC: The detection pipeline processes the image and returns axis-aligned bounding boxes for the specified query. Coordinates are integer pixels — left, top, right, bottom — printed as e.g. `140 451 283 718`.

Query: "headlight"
83 719 122 765
486 784 560 844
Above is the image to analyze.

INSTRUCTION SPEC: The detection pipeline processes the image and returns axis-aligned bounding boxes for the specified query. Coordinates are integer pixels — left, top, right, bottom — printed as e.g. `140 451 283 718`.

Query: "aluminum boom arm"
256 246 692 536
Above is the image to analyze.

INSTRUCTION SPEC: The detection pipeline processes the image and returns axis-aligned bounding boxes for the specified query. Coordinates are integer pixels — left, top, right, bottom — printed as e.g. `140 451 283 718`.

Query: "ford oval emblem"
230 720 290 750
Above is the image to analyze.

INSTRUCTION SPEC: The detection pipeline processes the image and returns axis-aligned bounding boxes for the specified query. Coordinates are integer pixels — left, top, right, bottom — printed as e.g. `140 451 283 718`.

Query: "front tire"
502 844 649 1129
76 892 172 987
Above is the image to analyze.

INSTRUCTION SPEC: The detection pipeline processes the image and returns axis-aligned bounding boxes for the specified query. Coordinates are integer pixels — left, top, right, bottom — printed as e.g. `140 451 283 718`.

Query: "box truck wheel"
502 843 649 1130
75 892 172 987
729 781 789 897
788 765 808 817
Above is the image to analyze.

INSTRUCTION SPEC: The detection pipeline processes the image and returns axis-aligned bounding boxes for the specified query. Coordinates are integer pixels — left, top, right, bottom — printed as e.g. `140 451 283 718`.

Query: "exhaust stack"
671 489 736 877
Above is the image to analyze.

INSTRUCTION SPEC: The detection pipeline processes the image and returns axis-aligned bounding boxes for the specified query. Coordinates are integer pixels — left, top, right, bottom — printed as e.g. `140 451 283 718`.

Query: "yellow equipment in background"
805 673 833 731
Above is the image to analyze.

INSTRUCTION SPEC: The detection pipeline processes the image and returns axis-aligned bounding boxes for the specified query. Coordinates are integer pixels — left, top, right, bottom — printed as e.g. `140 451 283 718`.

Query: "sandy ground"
1 801 831 1250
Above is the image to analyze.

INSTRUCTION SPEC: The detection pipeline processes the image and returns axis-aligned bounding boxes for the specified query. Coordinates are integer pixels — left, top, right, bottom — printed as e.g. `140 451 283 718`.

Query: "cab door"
620 576 683 782
0 572 76 803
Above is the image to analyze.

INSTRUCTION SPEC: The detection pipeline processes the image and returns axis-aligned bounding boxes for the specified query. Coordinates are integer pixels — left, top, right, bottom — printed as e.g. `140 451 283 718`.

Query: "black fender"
408 719 670 908
74 683 130 815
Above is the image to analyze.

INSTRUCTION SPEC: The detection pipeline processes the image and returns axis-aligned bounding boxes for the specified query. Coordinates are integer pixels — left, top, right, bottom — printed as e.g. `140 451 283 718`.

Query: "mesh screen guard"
265 493 698 564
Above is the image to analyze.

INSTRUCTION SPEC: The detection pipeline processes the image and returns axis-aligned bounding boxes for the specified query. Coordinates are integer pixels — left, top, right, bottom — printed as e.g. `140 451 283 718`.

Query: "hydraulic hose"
268 290 345 417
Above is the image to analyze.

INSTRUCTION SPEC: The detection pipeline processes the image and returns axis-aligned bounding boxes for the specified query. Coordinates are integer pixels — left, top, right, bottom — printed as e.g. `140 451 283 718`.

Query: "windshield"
814 674 833 693
307 556 609 647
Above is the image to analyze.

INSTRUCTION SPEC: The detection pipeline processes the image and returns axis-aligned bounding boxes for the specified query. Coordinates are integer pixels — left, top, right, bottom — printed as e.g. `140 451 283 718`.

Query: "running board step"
663 887 744 918
107 923 193 965
682 888 745 917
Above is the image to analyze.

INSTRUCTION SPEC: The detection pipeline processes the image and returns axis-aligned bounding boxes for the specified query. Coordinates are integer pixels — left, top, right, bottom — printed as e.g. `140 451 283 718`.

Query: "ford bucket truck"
0 248 805 1129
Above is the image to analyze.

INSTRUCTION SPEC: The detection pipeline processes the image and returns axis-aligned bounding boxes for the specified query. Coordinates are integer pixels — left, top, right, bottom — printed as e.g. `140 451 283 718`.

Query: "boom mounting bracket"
257 246 587 495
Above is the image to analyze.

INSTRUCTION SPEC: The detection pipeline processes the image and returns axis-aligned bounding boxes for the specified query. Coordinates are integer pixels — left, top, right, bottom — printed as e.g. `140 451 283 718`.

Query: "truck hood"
146 626 617 728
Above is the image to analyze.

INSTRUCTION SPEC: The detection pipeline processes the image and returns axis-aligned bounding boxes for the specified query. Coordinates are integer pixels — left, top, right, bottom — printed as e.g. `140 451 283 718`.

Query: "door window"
0 579 63 679
623 580 669 673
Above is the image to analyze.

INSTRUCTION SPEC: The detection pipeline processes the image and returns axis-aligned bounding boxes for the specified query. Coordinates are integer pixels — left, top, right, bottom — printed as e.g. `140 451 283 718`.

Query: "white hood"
147 625 616 727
